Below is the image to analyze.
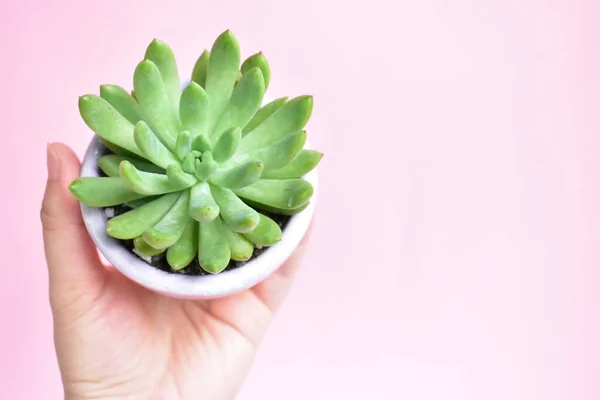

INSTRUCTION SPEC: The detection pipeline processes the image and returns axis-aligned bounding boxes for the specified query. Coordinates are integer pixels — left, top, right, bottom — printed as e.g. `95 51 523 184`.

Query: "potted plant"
69 30 321 299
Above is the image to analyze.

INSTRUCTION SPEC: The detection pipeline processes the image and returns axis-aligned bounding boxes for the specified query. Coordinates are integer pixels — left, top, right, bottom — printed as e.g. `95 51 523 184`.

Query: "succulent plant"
70 30 322 274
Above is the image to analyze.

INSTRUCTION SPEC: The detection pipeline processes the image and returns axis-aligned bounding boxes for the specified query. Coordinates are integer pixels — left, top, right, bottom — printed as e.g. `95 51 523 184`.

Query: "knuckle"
40 202 58 230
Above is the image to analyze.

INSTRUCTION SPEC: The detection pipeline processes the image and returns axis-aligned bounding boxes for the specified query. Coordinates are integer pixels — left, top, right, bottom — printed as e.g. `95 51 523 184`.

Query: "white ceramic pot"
79 135 318 299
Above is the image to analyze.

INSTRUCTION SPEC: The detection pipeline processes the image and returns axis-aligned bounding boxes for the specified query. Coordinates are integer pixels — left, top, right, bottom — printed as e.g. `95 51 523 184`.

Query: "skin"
41 143 311 400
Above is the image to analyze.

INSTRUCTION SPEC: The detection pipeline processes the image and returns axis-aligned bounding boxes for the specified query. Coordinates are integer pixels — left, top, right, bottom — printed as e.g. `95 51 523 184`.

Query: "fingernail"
47 143 61 181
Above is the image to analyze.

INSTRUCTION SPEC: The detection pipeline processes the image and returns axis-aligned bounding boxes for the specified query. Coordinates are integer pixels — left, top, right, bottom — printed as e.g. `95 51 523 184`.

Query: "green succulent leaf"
210 160 263 189
99 85 145 125
237 130 306 171
194 160 206 181
241 52 271 90
144 39 181 117
120 161 195 196
242 214 283 247
175 130 192 160
98 154 165 177
143 190 190 250
180 81 209 137
194 152 216 181
166 164 197 187
205 30 241 131
191 133 212 153
210 184 259 233
166 218 198 270
239 95 313 151
214 217 254 261
198 218 230 274
133 121 180 169
79 95 143 158
261 149 323 179
212 127 241 163
106 193 179 239
182 153 196 174
243 97 288 135
234 179 313 210
242 198 310 215
133 236 165 257
191 50 210 88
133 59 179 151
212 68 265 141
235 70 243 82
69 177 147 207
189 181 219 222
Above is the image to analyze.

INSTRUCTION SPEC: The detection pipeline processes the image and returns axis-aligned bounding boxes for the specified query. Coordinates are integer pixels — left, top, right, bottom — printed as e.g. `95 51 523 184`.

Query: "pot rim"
79 135 318 299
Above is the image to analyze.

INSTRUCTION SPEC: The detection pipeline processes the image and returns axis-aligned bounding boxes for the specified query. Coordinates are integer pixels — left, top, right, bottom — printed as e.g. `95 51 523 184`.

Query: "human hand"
41 143 310 400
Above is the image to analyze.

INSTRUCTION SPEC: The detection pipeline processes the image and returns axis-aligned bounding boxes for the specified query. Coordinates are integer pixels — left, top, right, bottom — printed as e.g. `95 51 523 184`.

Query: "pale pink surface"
2 0 599 398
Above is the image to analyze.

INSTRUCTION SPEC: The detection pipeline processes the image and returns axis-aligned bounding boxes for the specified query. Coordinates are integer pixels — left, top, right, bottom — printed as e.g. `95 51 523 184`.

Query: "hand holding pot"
41 142 309 400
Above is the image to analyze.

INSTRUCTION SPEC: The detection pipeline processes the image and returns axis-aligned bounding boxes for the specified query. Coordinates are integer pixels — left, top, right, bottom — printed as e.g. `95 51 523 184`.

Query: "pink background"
2 0 599 398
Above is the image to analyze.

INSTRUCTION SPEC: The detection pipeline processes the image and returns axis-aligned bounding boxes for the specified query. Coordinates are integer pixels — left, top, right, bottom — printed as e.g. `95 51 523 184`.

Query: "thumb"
41 142 106 308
